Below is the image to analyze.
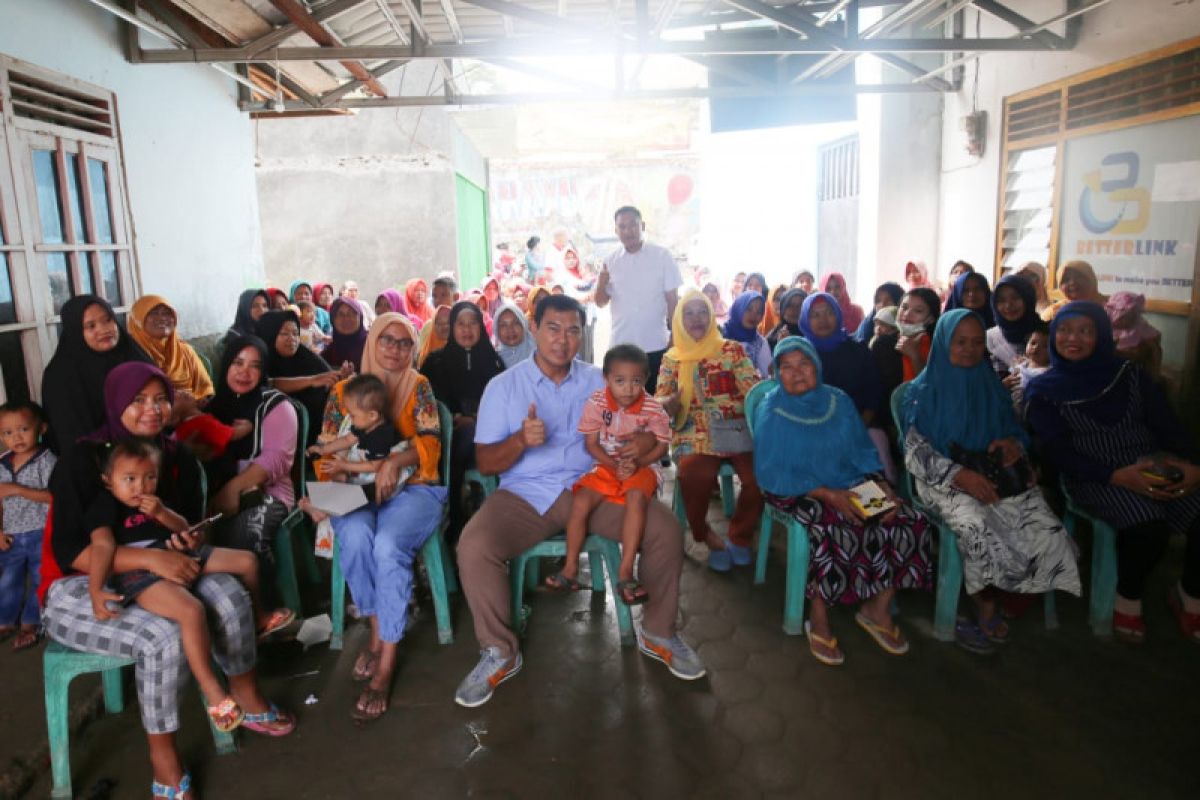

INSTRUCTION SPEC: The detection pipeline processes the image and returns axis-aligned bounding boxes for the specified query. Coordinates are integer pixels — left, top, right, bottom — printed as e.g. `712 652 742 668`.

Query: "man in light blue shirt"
454 295 705 707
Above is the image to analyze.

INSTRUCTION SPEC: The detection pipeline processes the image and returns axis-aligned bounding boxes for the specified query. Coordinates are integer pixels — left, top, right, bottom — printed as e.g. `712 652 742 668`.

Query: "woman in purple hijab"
322 296 369 372
40 363 296 797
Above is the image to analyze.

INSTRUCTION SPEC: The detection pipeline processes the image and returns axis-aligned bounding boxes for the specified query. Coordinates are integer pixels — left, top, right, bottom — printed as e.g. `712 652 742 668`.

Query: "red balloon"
667 174 693 206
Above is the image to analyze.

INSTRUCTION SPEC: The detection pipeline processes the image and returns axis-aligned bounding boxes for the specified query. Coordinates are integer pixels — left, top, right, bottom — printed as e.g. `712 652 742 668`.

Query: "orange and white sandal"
804 620 844 666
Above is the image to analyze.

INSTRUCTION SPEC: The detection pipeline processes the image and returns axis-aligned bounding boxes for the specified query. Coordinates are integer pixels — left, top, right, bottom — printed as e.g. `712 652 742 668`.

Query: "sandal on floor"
804 620 844 666
854 612 909 655
617 579 649 606
954 619 996 655
257 608 296 641
11 627 40 651
206 697 244 733
544 572 584 592
351 686 390 723
1167 585 1200 644
352 648 380 682
1113 610 1146 644
979 613 1010 644
151 771 191 799
243 703 296 736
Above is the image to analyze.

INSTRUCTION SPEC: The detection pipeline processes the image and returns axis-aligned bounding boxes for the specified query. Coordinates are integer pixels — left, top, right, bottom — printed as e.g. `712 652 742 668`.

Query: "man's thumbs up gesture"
521 403 546 449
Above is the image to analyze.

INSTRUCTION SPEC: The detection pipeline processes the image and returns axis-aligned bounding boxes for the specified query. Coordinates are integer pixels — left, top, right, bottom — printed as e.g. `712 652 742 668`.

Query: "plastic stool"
44 641 235 800
671 461 737 533
1061 490 1118 637
752 505 812 635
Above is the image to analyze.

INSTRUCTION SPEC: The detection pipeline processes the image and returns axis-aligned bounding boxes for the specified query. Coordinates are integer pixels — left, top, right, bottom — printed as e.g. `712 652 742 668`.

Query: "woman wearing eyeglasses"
317 313 448 722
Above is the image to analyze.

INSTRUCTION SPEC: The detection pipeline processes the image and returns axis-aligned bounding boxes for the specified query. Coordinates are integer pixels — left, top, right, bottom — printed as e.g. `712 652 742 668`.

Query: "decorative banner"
1059 115 1200 309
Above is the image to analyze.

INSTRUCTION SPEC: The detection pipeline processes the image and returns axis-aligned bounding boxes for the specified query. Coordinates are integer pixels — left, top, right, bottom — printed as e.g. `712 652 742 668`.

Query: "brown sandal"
617 579 649 606
352 648 380 682
12 627 40 652
350 686 389 722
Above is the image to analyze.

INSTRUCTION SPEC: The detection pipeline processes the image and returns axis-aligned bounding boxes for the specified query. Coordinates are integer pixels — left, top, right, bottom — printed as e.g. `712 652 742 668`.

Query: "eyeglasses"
377 335 414 350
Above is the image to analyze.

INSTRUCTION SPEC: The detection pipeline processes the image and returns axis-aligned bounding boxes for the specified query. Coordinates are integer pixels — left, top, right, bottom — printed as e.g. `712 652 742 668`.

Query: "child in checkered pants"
84 438 293 732
0 401 54 652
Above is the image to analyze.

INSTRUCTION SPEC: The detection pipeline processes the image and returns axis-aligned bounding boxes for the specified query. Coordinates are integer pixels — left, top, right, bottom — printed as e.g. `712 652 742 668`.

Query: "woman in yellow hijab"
655 289 764 573
1041 260 1107 321
127 295 215 405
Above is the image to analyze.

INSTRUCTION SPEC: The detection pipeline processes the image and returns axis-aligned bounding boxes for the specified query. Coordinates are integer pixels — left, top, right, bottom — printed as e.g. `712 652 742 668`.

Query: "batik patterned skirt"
765 493 934 605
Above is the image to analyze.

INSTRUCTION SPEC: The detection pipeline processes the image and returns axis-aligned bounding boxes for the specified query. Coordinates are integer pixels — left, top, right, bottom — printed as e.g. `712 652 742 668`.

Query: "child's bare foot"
298 497 329 523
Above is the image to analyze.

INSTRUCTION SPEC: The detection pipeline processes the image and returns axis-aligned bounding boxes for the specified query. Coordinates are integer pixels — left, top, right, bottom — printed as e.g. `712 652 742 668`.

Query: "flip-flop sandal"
352 649 380 682
804 620 844 666
11 628 41 652
544 572 584 592
151 770 192 799
1167 585 1200 644
1112 611 1146 644
350 687 389 723
207 697 245 733
617 579 649 606
257 608 297 641
979 613 1010 644
243 703 296 736
854 612 910 655
954 619 996 655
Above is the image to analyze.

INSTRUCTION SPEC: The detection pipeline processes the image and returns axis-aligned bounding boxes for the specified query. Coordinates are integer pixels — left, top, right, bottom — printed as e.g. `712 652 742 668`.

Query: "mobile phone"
1141 465 1184 484
185 513 223 533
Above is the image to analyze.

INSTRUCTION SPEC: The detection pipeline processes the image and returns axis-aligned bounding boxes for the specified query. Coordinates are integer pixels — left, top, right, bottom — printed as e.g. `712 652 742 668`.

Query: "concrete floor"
12 493 1200 800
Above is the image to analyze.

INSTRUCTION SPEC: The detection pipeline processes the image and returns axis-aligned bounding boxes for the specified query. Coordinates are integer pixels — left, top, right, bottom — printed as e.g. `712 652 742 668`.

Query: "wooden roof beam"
268 0 388 96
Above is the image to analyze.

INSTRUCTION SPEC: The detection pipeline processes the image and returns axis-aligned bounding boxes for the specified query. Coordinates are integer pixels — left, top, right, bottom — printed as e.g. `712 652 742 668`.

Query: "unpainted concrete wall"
256 63 485 300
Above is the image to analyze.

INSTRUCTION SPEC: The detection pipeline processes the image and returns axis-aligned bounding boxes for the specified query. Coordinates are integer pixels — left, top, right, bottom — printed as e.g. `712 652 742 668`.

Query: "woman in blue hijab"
721 291 772 378
1025 302 1200 644
943 271 995 328
900 309 1080 654
853 281 904 343
754 337 932 666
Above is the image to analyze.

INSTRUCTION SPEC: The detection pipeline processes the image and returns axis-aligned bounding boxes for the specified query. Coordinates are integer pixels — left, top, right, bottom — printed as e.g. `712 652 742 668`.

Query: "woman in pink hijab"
820 272 865 334
1106 291 1162 377
904 261 933 291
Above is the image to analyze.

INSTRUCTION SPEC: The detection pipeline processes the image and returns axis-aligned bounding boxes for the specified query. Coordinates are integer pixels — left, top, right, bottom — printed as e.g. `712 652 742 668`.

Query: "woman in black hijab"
254 310 342 445
766 288 806 350
41 295 151 453
420 301 505 539
221 289 270 349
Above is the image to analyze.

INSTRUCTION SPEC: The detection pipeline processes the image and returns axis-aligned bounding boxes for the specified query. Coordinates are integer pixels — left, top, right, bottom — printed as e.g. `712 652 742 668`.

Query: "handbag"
709 414 753 454
949 443 1034 499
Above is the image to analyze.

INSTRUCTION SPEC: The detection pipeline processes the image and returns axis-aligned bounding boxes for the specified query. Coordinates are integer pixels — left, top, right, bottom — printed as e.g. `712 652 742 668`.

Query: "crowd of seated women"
28 256 1199 797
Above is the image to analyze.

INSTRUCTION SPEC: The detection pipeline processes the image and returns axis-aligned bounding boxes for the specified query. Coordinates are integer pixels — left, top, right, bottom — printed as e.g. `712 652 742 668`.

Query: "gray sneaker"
454 646 523 707
638 631 706 680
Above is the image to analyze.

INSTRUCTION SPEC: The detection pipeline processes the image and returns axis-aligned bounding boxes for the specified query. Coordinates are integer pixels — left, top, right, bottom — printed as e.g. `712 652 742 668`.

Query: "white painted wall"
1 0 264 337
937 0 1200 368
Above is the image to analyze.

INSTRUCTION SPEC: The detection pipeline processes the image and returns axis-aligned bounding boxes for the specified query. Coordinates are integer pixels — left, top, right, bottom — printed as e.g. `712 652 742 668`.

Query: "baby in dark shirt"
307 374 413 502
84 438 294 732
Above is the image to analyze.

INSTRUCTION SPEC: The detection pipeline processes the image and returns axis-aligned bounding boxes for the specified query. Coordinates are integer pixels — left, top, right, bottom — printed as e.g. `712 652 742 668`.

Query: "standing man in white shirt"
594 206 682 393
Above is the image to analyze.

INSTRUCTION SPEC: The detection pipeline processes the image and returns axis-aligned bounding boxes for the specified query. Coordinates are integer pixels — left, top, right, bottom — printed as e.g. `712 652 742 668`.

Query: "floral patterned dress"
655 340 760 459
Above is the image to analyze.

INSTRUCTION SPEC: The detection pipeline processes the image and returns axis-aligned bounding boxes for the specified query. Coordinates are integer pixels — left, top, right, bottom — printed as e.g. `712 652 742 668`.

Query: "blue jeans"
0 530 42 626
332 484 447 643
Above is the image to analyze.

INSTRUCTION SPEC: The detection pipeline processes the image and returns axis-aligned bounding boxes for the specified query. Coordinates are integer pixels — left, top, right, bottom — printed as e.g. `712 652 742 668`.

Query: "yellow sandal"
804 620 845 666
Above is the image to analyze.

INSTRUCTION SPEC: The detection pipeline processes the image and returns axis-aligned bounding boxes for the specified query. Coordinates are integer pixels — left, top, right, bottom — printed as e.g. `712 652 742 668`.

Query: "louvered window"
1005 91 1061 144
818 136 859 202
0 53 137 403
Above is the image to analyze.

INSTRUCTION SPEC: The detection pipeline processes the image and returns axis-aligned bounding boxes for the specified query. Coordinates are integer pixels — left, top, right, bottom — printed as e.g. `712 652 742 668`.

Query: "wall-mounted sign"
1059 115 1200 310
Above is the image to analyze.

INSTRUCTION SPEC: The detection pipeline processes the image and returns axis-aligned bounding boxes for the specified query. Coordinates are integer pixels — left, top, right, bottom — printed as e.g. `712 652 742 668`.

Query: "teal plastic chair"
464 467 498 497
509 532 635 647
331 401 458 649
1060 481 1118 636
44 641 236 799
274 399 322 616
743 379 811 635
671 463 736 533
197 349 215 384
890 382 1059 640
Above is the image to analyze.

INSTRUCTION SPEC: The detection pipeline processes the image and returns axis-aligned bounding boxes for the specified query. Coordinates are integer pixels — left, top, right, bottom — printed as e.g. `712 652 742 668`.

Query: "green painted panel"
456 174 489 290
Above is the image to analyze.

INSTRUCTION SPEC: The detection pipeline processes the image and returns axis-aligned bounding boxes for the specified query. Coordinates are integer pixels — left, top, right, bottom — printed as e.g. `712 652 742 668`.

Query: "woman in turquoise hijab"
754 337 933 667
289 280 331 334
899 309 1080 655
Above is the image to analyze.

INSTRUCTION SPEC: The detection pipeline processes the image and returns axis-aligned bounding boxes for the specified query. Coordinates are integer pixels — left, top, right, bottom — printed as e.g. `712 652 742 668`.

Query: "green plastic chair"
464 467 498 497
509 531 635 647
44 641 236 799
330 401 458 649
197 349 215 384
1059 481 1118 637
890 382 1059 640
671 462 736 533
274 399 322 615
743 379 810 635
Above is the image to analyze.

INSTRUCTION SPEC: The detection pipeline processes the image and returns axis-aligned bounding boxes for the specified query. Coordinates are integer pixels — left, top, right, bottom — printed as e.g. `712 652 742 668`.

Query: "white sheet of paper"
306 481 368 516
1152 161 1200 202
